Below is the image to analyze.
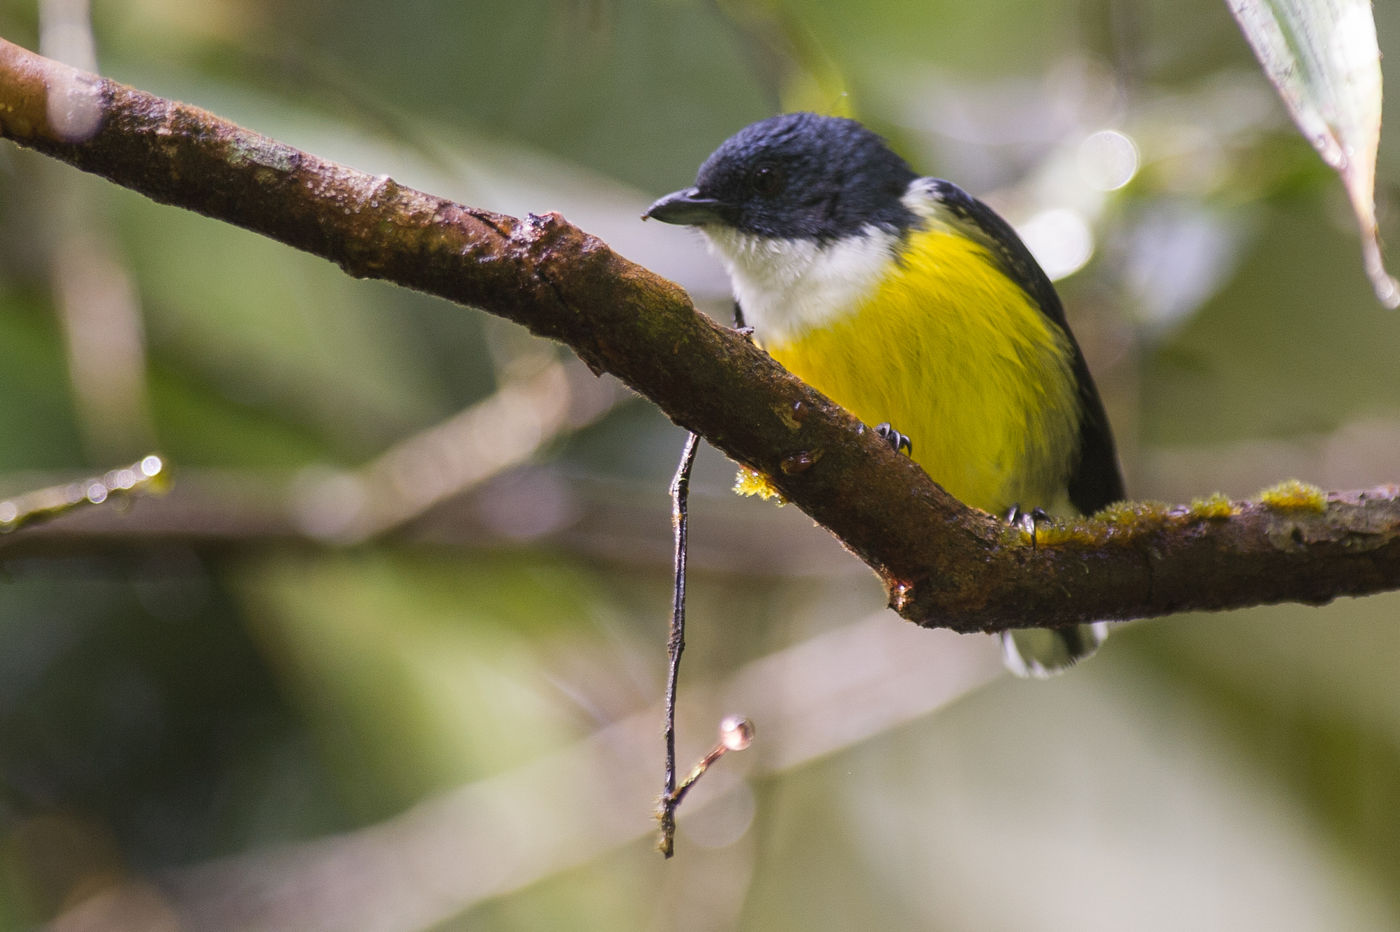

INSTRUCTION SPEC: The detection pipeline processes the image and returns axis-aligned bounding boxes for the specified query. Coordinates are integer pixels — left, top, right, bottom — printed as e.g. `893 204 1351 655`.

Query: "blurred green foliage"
2 0 1400 929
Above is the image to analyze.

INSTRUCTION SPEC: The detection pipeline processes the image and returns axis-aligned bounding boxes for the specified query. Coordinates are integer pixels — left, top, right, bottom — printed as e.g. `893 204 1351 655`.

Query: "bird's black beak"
643 187 725 226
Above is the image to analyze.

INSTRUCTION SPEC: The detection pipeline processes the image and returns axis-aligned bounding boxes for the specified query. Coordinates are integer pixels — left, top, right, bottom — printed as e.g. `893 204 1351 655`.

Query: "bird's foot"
1006 504 1049 548
875 423 913 456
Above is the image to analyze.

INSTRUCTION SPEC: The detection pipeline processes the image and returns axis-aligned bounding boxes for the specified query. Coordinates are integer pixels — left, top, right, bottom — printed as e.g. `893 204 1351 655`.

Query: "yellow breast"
762 227 1082 515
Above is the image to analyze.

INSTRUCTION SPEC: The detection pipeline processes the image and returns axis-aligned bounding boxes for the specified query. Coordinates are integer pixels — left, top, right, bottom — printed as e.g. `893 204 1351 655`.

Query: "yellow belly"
763 228 1082 515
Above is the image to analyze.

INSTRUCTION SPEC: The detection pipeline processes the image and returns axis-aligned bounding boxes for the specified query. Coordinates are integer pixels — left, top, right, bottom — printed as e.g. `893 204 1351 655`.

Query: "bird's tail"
1000 623 1109 678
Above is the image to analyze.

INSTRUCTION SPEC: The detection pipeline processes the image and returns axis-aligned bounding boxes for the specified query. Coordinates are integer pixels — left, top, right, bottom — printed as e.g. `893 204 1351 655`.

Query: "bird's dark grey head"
645 113 919 241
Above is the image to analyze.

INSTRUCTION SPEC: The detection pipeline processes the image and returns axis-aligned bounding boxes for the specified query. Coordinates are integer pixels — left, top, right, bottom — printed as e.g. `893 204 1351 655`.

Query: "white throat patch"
699 224 900 345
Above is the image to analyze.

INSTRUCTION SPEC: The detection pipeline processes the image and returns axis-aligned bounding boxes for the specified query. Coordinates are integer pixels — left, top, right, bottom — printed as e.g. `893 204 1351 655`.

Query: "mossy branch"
2 38 1398 632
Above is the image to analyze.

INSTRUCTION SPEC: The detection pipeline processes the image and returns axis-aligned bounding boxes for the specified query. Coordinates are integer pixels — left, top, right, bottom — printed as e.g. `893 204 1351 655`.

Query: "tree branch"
2 38 1398 632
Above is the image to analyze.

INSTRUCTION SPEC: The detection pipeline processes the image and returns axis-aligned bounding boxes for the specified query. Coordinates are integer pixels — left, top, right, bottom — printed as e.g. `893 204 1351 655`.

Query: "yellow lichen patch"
1187 492 1235 520
1073 499 1170 545
733 466 785 503
1016 518 1082 548
1096 499 1170 527
1258 479 1327 513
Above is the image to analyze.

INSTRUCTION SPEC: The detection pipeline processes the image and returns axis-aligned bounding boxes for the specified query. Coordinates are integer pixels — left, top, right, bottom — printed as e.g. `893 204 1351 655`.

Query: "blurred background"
2 0 1400 929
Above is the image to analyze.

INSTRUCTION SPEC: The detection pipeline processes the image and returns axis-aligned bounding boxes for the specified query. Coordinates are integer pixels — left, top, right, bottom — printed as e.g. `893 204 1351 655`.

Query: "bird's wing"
920 178 1126 512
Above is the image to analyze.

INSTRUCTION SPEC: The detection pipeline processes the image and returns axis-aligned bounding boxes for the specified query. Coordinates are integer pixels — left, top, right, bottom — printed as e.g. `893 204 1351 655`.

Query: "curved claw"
1006 504 1050 548
874 423 913 456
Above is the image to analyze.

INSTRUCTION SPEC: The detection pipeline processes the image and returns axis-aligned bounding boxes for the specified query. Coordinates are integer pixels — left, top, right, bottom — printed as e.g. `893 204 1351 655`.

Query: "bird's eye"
749 163 785 197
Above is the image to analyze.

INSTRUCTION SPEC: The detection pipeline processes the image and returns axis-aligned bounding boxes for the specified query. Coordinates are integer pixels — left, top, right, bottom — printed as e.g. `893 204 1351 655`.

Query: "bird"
643 112 1125 677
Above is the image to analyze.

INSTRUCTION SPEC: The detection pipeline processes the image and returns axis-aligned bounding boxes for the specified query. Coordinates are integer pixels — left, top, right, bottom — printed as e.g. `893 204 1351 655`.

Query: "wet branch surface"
2 38 1398 632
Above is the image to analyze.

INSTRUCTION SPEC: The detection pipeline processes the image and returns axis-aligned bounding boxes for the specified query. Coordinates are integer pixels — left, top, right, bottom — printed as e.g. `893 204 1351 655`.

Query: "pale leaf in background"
1226 0 1398 306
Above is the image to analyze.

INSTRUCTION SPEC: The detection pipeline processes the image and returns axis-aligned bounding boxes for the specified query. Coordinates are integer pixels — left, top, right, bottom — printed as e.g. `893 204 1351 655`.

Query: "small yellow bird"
645 112 1125 676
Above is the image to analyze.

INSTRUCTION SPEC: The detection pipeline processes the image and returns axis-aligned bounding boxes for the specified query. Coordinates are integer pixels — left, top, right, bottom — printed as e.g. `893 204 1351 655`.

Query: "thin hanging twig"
658 430 700 857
